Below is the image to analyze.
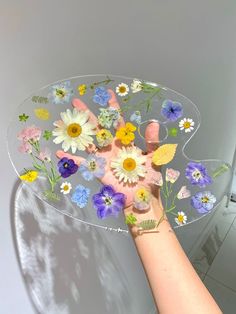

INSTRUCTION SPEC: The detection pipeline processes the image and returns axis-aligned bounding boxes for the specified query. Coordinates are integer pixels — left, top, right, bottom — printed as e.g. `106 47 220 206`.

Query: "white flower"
175 211 187 226
116 83 129 96
53 108 96 153
179 118 195 133
60 182 72 194
110 146 147 184
131 79 142 93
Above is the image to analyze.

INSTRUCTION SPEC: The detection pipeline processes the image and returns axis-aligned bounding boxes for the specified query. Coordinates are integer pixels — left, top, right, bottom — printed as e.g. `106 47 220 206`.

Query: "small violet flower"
161 99 183 121
191 191 216 214
71 184 90 208
79 154 106 181
93 87 111 106
185 161 212 188
166 168 180 184
92 185 126 219
57 157 78 178
177 186 191 199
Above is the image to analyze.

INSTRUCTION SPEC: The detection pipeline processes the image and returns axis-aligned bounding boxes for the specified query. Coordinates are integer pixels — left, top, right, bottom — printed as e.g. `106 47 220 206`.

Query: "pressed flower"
134 186 152 210
161 99 183 121
93 86 111 106
175 211 187 226
38 148 51 162
18 141 32 154
43 130 53 141
57 157 78 178
48 81 73 105
191 191 216 214
79 154 106 181
130 111 142 124
97 107 121 128
96 129 113 147
20 170 38 182
116 83 129 96
168 127 178 137
166 168 180 183
77 84 87 96
71 184 90 208
19 113 29 122
60 182 72 194
116 122 136 145
185 162 212 188
152 171 163 186
34 108 50 120
177 186 191 199
125 213 137 225
110 146 146 184
53 108 96 153
92 185 126 219
131 79 143 93
17 125 42 143
179 118 194 133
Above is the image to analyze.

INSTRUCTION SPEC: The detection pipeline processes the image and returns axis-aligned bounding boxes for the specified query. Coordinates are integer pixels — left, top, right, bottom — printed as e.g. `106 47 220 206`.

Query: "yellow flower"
77 84 87 96
96 129 113 147
116 122 136 145
20 170 38 182
34 108 50 120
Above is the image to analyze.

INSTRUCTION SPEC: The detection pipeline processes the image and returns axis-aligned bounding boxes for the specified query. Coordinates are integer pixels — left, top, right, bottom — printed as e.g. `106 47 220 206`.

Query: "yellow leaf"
152 144 178 166
34 108 50 120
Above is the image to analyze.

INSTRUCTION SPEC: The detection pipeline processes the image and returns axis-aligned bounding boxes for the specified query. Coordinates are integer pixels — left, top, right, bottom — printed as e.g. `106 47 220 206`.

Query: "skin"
56 90 222 313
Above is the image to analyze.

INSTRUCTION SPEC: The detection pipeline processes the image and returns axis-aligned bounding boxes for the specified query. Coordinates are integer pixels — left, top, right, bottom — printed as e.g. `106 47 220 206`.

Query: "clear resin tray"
7 75 232 233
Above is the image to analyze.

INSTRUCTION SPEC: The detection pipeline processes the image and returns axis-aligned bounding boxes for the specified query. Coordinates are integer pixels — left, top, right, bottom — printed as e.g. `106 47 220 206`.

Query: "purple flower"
58 157 78 178
93 87 111 106
92 185 126 219
185 162 212 188
79 154 106 181
191 191 216 214
161 99 183 121
71 185 90 208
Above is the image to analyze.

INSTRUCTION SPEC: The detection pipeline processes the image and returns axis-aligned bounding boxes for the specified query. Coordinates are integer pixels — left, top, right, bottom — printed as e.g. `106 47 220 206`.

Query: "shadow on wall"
10 181 156 314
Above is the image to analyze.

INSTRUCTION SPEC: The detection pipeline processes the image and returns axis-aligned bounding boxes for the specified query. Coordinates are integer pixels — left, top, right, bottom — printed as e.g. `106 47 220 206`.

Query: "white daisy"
110 146 147 184
116 83 129 96
179 118 195 133
60 182 72 194
131 79 142 93
53 108 96 153
175 211 187 226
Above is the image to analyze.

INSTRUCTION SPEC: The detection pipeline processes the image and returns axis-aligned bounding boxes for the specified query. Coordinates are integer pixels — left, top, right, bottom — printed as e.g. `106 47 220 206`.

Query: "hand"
56 89 166 222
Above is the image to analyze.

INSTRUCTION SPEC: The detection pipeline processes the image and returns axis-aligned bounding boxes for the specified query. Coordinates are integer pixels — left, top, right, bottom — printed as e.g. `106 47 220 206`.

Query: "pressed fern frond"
137 219 157 231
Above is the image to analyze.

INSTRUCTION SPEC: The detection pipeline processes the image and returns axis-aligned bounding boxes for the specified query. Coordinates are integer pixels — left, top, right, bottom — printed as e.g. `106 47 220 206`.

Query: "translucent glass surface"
7 75 232 232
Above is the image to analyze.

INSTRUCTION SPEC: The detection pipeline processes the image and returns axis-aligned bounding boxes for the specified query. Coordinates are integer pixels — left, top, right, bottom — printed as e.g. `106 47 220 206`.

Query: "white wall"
1 0 236 313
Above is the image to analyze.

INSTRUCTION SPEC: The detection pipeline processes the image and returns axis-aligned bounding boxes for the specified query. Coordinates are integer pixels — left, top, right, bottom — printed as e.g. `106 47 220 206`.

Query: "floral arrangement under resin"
9 75 231 232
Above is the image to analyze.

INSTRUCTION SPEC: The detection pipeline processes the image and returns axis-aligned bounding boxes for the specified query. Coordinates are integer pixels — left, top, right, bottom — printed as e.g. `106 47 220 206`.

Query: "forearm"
126 203 222 314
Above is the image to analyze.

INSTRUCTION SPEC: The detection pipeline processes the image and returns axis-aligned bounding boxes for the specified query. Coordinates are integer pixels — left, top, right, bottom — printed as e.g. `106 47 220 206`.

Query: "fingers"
145 121 160 153
72 98 98 128
107 89 125 128
56 150 85 166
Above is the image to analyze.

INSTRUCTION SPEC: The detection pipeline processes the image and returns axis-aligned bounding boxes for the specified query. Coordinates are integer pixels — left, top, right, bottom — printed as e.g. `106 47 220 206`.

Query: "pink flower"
17 125 42 143
153 171 163 186
166 168 180 183
18 141 32 154
38 148 51 162
177 186 191 199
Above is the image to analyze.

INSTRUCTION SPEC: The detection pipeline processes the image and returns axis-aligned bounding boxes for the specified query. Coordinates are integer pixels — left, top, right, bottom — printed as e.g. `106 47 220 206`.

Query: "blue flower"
92 185 126 219
130 111 142 124
48 81 73 105
71 184 90 208
161 99 183 121
191 191 216 214
58 157 78 178
185 162 212 188
79 154 106 181
93 87 111 106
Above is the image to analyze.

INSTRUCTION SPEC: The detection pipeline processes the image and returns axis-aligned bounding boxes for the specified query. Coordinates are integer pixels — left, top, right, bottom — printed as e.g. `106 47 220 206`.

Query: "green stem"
90 76 114 89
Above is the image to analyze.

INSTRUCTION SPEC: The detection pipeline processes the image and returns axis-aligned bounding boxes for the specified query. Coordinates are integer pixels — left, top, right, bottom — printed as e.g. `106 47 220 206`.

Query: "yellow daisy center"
67 123 82 138
183 121 191 129
56 88 66 98
178 215 184 222
119 86 126 93
63 185 69 191
123 158 136 171
201 196 209 203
